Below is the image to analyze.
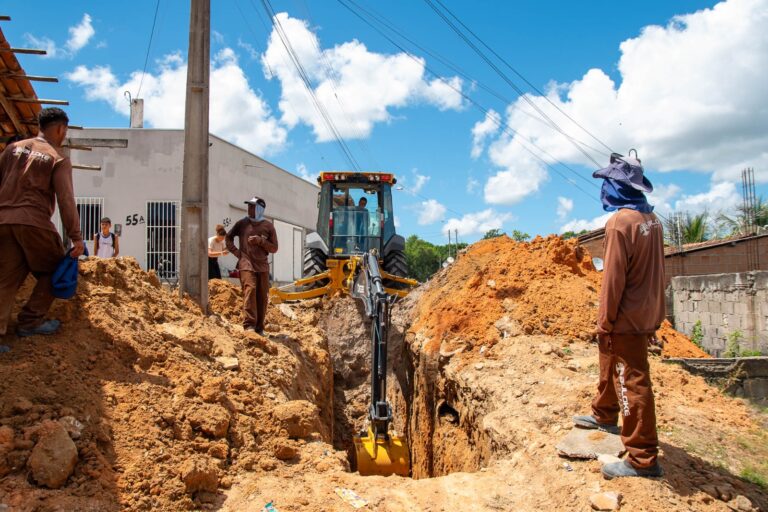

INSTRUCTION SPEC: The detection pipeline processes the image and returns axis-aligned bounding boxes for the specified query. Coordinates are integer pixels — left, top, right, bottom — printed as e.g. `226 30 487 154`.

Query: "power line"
422 0 604 169
136 0 161 99
341 0 610 159
259 0 362 171
338 0 601 206
431 0 615 156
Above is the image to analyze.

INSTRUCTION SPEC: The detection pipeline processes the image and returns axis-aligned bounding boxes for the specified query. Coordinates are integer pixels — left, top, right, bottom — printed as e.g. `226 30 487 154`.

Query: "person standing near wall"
573 152 665 479
225 197 278 335
207 224 228 279
94 217 119 258
0 108 84 338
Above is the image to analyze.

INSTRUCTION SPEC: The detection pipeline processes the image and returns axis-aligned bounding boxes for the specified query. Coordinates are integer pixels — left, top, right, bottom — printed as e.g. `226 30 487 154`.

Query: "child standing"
94 217 119 258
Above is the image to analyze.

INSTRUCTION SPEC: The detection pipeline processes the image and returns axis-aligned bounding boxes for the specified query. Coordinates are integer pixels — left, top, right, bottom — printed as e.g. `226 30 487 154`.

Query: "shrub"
690 320 704 348
724 330 743 358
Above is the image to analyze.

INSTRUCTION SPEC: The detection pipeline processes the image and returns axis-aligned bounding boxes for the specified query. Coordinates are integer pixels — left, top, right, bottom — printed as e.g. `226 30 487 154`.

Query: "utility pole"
455 229 459 256
179 0 210 310
447 230 452 261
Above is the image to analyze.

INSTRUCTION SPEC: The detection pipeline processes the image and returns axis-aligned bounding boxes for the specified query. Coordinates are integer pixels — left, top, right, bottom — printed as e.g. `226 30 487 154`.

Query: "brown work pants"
591 333 659 468
240 270 270 332
0 224 64 335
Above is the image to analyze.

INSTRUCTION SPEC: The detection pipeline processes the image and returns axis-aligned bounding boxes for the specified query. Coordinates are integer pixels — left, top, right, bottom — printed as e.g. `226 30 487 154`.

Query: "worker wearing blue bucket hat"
574 150 666 480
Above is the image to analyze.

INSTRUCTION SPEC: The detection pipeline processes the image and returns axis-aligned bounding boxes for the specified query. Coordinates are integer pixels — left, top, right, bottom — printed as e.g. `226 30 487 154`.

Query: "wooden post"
179 0 210 310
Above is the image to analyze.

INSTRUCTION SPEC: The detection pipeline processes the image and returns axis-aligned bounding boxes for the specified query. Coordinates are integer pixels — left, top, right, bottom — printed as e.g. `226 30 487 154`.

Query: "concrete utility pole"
179 0 210 310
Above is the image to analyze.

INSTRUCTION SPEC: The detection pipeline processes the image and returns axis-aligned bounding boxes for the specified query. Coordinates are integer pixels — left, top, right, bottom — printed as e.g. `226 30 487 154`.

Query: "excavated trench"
318 296 492 479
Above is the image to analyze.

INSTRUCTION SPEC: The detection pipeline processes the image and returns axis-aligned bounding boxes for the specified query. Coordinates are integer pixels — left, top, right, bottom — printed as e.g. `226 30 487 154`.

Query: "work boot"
17 319 61 338
573 415 620 435
602 460 663 479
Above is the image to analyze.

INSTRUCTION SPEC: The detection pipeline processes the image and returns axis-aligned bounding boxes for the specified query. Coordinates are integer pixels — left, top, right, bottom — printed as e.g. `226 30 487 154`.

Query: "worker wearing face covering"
225 196 278 335
573 152 665 480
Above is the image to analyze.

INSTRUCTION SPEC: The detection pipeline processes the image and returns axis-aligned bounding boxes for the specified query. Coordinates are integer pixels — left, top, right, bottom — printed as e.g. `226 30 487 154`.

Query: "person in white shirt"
208 224 229 279
94 217 119 258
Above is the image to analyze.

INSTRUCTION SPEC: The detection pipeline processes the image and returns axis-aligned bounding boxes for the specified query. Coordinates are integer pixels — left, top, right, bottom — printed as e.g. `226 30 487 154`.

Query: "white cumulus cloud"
262 13 463 142
556 197 574 219
66 13 95 53
470 109 500 158
66 49 288 155
559 212 614 234
673 181 741 214
482 0 768 207
418 199 447 225
25 13 95 58
442 209 513 237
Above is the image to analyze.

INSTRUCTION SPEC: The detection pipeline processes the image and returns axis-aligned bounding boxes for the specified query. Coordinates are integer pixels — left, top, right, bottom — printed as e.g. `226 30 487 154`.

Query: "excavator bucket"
353 427 410 477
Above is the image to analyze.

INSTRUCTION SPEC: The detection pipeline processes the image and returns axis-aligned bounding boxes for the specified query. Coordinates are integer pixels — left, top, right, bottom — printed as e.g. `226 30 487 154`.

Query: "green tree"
510 230 531 242
482 229 504 239
717 196 768 236
561 229 588 240
404 235 440 282
665 211 710 245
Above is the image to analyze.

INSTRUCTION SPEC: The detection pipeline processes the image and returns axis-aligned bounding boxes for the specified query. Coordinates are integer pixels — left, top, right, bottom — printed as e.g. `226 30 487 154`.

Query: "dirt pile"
0 258 340 511
412 235 707 358
412 235 601 351
657 319 711 359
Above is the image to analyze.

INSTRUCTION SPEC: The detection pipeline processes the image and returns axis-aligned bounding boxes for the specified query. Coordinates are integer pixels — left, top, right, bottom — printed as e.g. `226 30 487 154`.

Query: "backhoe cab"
270 172 417 303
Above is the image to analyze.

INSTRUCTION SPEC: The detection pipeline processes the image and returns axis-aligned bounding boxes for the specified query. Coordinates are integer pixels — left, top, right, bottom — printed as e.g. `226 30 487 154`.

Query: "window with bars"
54 197 104 253
146 201 180 284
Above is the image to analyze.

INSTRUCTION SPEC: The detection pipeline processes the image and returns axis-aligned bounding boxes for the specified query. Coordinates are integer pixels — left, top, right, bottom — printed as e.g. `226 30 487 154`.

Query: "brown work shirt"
0 136 82 242
225 217 278 273
597 208 665 335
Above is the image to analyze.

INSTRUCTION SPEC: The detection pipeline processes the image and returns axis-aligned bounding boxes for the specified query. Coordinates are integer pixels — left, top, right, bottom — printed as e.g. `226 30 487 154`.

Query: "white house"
59 128 319 284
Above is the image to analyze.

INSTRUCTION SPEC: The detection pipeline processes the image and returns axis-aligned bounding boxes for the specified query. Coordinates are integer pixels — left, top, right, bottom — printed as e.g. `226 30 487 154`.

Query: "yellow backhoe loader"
269 172 416 476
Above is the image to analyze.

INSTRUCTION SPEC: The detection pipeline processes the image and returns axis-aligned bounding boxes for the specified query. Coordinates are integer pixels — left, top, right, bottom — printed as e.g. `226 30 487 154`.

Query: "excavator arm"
351 252 410 477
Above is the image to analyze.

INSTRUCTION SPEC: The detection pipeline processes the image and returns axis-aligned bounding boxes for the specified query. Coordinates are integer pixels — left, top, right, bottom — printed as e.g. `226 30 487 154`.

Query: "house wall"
65 128 319 283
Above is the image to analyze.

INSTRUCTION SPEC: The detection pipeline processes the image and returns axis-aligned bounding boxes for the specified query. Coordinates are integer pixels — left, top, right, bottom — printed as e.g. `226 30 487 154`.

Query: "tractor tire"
302 248 328 289
383 249 409 289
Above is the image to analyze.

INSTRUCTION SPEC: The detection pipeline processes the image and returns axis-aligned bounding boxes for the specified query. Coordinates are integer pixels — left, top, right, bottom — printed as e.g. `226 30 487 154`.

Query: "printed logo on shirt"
639 218 662 237
12 146 52 163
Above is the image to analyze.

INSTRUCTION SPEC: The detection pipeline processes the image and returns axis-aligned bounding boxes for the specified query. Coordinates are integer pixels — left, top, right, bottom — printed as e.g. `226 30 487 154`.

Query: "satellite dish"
442 262 449 268
447 257 455 264
592 257 604 272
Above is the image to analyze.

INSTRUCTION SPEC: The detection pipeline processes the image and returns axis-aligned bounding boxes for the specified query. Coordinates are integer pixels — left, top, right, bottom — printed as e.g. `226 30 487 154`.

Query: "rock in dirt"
0 426 13 447
188 404 231 438
274 441 299 460
27 421 78 489
728 495 755 512
215 356 240 371
179 456 219 493
58 416 84 440
590 491 622 511
272 400 322 439
556 428 625 459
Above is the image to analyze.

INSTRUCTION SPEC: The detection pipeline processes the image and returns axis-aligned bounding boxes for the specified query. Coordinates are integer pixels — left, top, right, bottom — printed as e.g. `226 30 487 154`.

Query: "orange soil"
657 319 711 358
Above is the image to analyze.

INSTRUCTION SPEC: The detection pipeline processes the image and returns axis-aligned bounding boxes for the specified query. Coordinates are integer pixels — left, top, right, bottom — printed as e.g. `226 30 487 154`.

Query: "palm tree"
717 196 768 236
664 211 710 246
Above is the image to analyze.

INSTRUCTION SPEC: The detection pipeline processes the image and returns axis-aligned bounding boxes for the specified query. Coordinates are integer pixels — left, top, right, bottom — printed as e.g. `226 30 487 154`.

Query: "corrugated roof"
0 26 42 149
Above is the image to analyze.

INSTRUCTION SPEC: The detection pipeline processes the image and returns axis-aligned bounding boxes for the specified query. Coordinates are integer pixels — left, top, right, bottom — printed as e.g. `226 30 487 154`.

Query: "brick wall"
665 235 767 287
670 271 768 357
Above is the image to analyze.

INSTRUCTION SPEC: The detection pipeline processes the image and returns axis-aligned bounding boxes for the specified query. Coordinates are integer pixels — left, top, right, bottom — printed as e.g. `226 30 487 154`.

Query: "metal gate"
145 201 180 284
54 197 104 254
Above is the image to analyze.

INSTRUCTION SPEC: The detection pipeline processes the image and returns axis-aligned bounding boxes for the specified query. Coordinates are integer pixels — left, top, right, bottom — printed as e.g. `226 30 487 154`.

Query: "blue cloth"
249 204 266 222
600 178 654 213
51 245 88 299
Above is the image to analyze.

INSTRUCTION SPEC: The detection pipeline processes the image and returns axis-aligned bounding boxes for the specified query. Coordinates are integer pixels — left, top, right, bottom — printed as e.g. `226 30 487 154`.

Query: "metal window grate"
54 197 104 253
146 201 180 284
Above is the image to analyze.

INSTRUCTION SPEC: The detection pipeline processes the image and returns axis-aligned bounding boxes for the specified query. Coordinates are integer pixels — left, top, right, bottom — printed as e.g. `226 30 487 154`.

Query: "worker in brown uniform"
0 108 84 338
573 152 665 479
225 196 278 335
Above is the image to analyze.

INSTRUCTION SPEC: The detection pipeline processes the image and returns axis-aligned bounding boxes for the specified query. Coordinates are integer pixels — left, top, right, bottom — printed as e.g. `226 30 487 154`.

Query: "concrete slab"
556 428 626 459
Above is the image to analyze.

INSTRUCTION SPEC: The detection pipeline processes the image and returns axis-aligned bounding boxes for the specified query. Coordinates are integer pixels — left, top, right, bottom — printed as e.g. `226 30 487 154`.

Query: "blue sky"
4 0 767 244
